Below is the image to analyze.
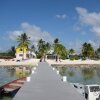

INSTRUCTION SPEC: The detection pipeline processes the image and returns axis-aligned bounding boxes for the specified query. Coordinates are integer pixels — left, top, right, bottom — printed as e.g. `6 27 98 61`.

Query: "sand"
0 59 100 67
47 59 100 65
0 58 40 66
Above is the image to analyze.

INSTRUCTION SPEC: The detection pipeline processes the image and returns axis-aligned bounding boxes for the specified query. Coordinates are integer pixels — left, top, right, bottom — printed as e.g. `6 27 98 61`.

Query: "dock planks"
13 62 85 100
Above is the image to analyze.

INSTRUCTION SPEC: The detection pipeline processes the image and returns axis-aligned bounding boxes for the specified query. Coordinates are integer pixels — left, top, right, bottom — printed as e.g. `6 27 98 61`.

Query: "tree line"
0 33 100 60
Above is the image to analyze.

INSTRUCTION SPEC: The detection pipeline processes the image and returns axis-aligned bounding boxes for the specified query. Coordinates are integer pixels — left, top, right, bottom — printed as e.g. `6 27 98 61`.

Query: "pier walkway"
13 62 85 100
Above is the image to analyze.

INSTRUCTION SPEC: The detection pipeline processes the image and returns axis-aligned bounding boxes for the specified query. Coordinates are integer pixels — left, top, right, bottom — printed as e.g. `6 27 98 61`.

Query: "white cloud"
66 39 83 53
67 39 100 53
76 7 100 36
88 40 100 49
56 14 67 19
9 22 54 46
9 31 23 40
91 27 100 36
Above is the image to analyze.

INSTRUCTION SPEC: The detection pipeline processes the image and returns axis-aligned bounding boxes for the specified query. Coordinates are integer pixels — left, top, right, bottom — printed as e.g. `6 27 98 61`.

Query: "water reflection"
52 64 100 85
68 70 75 77
15 66 31 78
58 67 67 76
0 65 33 100
82 68 94 80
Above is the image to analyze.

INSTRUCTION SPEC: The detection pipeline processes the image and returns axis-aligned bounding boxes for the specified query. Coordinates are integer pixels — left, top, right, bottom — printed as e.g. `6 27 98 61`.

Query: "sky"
0 0 100 52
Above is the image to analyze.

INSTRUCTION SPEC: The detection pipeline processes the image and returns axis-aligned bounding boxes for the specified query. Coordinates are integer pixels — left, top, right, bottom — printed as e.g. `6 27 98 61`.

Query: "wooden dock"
13 62 85 100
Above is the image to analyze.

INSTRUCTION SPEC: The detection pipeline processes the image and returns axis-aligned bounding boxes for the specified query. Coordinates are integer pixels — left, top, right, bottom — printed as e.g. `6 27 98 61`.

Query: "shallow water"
52 64 100 85
0 66 33 100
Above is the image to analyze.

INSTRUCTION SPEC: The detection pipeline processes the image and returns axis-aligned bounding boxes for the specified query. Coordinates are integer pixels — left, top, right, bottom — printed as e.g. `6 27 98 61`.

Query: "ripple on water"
53 64 100 85
0 65 33 100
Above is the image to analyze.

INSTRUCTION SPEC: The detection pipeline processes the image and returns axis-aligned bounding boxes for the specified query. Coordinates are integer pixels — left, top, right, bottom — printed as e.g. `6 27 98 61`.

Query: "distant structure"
15 47 36 61
46 50 57 60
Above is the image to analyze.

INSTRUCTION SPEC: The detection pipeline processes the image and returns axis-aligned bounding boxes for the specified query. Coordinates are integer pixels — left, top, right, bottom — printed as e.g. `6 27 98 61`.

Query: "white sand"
47 59 100 65
0 59 100 66
0 58 40 66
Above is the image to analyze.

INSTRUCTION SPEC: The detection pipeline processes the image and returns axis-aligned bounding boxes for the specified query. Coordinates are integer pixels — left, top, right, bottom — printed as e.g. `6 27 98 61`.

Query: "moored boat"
70 83 100 100
0 77 26 97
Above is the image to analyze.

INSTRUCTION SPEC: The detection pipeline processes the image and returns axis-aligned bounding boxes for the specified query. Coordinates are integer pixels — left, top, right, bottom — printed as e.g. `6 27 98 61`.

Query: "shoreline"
0 59 40 66
47 59 100 66
51 64 100 68
0 59 100 67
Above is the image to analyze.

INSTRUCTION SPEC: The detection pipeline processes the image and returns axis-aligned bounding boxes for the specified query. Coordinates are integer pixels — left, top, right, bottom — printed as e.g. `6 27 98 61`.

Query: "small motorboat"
0 77 26 97
70 83 100 100
84 84 100 100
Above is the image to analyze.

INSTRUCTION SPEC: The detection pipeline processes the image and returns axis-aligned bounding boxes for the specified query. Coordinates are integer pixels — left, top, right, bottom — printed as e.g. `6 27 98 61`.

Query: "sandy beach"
0 59 100 67
0 59 40 66
47 59 100 65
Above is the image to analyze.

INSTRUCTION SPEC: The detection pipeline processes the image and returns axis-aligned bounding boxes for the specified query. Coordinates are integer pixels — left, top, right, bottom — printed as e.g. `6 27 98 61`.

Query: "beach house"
15 46 36 61
15 47 30 60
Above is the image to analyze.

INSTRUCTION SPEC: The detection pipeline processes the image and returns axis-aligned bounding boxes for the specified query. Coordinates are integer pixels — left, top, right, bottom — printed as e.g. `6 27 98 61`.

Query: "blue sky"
0 0 100 52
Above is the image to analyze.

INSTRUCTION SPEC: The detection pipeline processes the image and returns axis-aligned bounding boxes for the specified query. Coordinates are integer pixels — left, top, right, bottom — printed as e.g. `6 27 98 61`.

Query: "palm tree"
69 49 75 55
30 45 36 58
42 42 51 61
82 42 95 59
37 39 44 57
82 42 88 58
31 45 35 52
11 46 16 57
97 48 100 53
95 46 100 59
37 39 51 61
17 33 30 60
53 39 67 61
54 38 59 44
8 46 16 57
37 39 44 51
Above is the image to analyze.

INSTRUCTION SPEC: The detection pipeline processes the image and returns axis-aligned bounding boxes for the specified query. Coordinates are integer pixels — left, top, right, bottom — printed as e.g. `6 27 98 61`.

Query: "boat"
0 77 26 97
70 83 100 100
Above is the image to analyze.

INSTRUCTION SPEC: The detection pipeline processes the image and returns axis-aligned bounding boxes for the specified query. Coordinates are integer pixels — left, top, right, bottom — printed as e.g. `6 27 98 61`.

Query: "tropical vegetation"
37 39 51 61
69 49 75 55
0 33 100 60
53 38 67 61
82 42 95 59
17 33 30 59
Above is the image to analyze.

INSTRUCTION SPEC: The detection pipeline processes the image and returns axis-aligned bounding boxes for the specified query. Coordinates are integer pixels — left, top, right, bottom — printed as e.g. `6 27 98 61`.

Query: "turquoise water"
52 64 100 85
0 66 32 100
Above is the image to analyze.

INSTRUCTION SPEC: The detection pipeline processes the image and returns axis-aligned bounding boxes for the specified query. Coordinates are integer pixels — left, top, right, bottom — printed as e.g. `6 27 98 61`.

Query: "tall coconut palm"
53 39 67 61
55 43 67 61
17 33 30 60
8 46 16 57
37 39 51 61
54 38 59 44
31 45 35 52
82 42 88 57
96 46 100 55
69 49 75 55
37 39 44 57
38 39 44 50
82 42 95 59
96 47 100 59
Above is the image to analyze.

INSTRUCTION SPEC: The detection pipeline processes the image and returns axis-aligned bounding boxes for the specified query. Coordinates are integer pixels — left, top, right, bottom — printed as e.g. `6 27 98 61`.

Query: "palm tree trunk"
58 55 60 62
56 55 57 62
22 47 24 60
43 53 46 62
56 55 59 62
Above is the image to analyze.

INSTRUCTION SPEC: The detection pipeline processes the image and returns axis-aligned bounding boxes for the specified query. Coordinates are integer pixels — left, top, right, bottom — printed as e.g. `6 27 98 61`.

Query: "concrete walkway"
13 62 85 100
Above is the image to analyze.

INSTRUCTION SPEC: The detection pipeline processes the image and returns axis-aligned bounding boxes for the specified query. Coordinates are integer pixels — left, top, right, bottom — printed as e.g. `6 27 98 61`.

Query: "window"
20 49 23 51
19 54 23 57
90 86 100 92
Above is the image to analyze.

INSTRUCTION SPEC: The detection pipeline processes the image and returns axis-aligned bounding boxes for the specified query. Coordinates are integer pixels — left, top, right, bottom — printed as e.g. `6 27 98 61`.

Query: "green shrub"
75 56 80 60
69 56 75 60
82 57 86 60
